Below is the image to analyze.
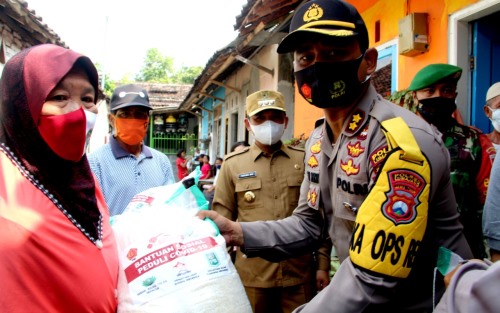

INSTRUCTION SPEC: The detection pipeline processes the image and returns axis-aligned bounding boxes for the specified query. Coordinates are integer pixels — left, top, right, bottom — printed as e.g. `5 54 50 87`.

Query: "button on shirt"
88 136 174 216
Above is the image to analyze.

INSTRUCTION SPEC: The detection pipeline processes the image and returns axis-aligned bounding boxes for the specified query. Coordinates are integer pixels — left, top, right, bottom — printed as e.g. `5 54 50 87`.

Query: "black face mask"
295 55 366 109
416 97 456 132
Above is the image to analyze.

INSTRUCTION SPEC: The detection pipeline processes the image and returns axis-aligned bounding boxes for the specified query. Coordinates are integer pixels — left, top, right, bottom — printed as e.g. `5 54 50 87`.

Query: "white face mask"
84 110 97 136
249 120 285 146
488 106 500 132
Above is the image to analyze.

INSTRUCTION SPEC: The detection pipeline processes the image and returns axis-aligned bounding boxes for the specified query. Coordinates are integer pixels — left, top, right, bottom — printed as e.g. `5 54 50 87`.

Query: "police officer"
213 90 331 313
200 1 472 312
408 64 495 259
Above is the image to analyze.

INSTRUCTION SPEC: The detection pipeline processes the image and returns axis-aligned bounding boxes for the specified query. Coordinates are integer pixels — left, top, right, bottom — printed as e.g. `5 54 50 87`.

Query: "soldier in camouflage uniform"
409 63 496 259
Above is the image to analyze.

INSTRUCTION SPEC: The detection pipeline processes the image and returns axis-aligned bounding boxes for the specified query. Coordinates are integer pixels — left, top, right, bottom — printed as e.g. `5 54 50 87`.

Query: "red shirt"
176 157 189 180
0 151 118 312
200 163 212 179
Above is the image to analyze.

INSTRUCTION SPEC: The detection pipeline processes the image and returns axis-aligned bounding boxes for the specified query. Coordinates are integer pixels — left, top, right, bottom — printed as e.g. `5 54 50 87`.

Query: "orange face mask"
114 117 148 145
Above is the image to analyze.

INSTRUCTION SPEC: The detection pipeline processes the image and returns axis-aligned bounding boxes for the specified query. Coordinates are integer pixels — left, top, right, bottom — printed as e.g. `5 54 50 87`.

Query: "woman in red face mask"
0 44 118 312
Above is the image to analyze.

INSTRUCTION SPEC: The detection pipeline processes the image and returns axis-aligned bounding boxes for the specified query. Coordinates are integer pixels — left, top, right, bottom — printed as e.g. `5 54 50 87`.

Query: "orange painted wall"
293 0 479 138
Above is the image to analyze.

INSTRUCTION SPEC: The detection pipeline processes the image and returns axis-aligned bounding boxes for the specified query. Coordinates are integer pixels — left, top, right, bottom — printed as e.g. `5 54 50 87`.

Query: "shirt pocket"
235 178 262 210
334 175 368 222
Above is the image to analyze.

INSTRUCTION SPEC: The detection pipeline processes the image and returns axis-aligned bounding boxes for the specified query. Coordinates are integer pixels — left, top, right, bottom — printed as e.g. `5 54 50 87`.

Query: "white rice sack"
112 180 252 313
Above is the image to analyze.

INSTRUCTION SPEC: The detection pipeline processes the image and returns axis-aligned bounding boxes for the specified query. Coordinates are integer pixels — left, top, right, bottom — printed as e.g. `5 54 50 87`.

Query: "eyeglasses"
118 91 146 98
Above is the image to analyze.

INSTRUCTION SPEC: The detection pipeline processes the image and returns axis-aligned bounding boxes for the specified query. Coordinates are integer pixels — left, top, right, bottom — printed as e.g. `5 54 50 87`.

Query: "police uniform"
213 143 329 313
240 85 473 312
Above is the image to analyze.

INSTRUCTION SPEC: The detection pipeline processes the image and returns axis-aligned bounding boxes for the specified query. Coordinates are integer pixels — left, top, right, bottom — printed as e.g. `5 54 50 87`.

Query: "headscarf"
0 44 101 242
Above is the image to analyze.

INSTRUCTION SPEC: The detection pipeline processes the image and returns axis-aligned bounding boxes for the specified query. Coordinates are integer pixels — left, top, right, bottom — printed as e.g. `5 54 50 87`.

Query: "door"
471 11 500 132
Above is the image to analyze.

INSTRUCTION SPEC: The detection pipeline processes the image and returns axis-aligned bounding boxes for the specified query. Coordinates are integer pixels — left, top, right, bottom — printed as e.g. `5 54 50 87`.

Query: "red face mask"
38 107 86 162
115 118 148 145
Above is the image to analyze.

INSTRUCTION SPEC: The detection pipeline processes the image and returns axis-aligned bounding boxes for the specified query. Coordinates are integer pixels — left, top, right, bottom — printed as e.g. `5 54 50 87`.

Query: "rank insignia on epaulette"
345 110 365 134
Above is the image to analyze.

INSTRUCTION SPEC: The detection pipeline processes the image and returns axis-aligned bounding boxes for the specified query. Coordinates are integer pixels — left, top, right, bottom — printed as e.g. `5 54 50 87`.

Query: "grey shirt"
483 153 500 251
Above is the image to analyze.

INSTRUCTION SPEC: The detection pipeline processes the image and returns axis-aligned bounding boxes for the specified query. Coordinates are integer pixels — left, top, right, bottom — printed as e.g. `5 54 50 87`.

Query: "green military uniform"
213 143 328 313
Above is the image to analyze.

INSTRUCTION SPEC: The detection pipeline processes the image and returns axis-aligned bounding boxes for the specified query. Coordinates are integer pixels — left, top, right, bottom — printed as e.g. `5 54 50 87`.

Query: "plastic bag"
112 169 251 313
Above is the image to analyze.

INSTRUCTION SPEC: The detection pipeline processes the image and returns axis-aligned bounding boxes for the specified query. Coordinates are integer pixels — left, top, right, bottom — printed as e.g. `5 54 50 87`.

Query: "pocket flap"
287 175 303 187
235 178 262 192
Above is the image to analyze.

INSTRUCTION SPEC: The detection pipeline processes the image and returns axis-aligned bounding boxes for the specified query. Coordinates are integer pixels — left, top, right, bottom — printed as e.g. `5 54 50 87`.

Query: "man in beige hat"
484 82 500 151
212 90 331 313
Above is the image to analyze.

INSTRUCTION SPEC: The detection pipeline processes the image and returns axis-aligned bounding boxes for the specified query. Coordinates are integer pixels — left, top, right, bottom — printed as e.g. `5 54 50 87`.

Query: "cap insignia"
303 4 324 23
257 99 276 108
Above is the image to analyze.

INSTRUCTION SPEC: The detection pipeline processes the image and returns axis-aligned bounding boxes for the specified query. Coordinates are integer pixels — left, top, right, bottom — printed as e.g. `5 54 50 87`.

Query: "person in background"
211 157 223 179
203 143 250 209
88 84 174 216
484 82 500 151
0 44 118 312
199 154 212 179
213 90 331 313
215 157 223 170
483 145 500 262
408 63 495 259
176 148 191 181
188 147 201 172
199 1 472 311
203 157 224 209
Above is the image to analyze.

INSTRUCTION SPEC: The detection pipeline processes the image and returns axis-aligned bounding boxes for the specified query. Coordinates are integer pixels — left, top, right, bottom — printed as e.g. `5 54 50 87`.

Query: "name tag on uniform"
238 171 256 179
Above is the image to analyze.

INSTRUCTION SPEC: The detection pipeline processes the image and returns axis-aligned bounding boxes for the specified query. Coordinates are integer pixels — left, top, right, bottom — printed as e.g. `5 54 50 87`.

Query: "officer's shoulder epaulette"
223 147 250 161
315 117 325 128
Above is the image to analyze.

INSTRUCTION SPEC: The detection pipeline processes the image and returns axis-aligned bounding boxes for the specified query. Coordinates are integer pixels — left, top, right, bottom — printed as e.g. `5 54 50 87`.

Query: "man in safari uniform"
213 90 331 313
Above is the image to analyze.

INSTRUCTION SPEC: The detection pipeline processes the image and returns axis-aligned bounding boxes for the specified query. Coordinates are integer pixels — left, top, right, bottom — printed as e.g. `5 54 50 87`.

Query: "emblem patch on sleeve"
307 187 318 208
382 169 425 225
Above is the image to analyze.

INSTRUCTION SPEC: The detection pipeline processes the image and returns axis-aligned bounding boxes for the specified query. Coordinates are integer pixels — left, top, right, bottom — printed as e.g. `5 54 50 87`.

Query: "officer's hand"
443 263 461 288
316 270 330 292
197 210 244 246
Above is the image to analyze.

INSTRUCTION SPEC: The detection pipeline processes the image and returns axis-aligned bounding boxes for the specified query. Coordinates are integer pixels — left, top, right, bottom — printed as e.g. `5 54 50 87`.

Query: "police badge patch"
382 169 425 225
